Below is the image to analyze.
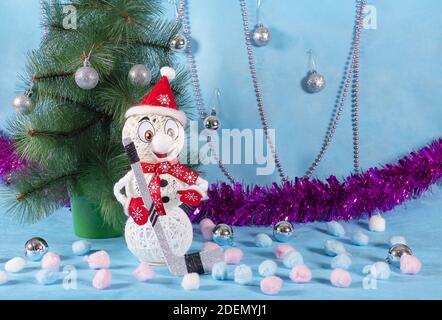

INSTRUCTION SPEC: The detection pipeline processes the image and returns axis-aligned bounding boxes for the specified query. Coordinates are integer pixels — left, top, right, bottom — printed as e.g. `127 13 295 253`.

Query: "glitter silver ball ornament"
75 62 99 90
252 24 271 47
12 91 33 115
204 111 221 130
273 221 294 242
170 33 187 52
387 243 413 266
24 237 48 261
128 64 152 86
304 70 326 93
212 223 234 247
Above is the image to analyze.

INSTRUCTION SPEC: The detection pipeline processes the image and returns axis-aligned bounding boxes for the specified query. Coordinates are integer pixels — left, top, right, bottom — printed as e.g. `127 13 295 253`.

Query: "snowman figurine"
114 67 208 265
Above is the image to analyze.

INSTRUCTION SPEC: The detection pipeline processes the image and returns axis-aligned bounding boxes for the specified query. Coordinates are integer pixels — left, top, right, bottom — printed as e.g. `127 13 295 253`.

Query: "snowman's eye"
164 119 179 140
138 120 155 143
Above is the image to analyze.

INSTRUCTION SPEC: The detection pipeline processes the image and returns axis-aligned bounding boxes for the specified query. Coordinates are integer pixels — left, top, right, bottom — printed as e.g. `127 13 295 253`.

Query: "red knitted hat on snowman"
125 66 186 125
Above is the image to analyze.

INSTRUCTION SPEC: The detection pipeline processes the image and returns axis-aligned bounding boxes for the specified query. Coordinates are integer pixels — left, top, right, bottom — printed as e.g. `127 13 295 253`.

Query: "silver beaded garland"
252 24 271 47
212 223 234 246
12 90 33 115
170 33 187 52
24 237 48 261
273 221 294 242
128 64 152 86
387 243 413 266
305 70 326 93
75 60 99 90
204 110 221 130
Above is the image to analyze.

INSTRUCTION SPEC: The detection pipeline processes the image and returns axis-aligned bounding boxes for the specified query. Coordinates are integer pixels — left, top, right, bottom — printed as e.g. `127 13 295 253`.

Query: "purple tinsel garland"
0 131 25 184
192 138 442 226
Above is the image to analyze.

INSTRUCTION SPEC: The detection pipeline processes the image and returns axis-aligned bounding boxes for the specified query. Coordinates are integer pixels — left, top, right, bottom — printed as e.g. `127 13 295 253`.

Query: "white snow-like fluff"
5 257 26 273
389 235 406 246
0 271 8 285
368 214 386 232
326 221 345 238
182 273 200 290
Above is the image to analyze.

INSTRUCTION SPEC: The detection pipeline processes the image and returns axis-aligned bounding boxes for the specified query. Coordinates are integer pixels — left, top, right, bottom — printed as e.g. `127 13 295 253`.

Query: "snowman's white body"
114 110 207 265
122 171 195 265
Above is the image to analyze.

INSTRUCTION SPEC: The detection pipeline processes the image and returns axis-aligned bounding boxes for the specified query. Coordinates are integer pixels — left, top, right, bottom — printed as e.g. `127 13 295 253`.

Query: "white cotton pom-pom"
0 271 8 285
160 66 176 81
5 257 27 273
368 214 386 232
182 273 200 290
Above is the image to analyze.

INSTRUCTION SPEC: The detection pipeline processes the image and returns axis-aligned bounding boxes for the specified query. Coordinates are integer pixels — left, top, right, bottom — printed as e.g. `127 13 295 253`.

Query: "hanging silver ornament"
386 243 413 266
128 64 152 86
204 110 221 130
75 60 99 90
24 237 48 261
273 221 294 242
212 223 234 246
304 70 326 93
252 24 271 47
12 89 33 115
170 33 187 52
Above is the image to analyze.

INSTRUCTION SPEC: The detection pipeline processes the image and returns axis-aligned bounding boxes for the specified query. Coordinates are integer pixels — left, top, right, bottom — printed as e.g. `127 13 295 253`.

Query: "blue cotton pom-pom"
212 262 228 280
371 261 391 280
331 253 352 269
324 240 346 256
326 221 345 238
35 269 60 285
234 264 253 285
72 240 92 256
255 233 272 248
389 235 407 246
282 251 304 268
258 260 277 277
351 231 369 246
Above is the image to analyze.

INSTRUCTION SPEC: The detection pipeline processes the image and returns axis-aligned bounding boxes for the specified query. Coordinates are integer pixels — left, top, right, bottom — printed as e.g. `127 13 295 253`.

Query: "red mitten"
177 189 203 206
128 197 149 226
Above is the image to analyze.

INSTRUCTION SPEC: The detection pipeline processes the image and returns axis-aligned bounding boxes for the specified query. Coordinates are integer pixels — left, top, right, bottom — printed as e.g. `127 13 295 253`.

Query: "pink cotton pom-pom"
200 218 216 241
330 268 352 288
289 264 312 283
41 252 61 271
260 276 283 295
133 262 156 282
202 242 221 252
84 250 111 269
224 247 244 265
400 255 422 274
274 244 295 259
92 269 112 290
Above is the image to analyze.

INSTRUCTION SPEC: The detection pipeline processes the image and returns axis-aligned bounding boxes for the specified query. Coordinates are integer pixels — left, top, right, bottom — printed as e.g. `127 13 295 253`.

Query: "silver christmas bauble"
24 237 48 261
273 221 294 242
387 243 413 266
252 24 271 47
212 223 234 247
304 70 326 93
170 33 187 52
128 64 152 86
12 92 33 115
75 64 99 90
204 113 221 130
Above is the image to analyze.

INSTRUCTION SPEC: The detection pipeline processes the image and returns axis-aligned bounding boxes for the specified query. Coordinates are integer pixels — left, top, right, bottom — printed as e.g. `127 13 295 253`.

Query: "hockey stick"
123 137 224 275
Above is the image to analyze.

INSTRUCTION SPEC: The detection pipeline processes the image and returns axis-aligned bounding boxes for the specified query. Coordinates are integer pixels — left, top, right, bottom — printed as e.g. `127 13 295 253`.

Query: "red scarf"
127 161 200 226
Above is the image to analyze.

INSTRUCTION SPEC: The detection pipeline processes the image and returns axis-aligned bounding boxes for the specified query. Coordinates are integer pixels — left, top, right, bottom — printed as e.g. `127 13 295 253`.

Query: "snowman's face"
122 114 185 163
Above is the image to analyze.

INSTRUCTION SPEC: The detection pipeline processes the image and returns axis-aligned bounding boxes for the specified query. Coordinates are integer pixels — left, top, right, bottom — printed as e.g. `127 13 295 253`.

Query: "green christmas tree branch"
3 0 194 229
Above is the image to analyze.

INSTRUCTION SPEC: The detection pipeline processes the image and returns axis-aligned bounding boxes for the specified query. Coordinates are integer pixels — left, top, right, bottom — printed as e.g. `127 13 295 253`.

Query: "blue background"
0 0 441 300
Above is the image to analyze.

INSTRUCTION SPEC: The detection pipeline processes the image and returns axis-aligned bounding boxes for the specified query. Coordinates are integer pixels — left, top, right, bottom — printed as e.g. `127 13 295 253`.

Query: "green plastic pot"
70 194 124 239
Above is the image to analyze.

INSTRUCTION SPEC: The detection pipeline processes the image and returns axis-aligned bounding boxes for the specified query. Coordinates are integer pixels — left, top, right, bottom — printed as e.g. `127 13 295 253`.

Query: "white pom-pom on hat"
160 66 176 81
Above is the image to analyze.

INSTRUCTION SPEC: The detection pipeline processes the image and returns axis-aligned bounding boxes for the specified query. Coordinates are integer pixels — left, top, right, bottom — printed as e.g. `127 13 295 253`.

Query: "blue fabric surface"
0 190 441 300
